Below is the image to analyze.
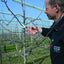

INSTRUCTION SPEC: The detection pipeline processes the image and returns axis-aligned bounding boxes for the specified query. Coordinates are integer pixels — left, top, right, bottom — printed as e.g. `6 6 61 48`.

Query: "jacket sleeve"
41 22 55 38
41 28 51 38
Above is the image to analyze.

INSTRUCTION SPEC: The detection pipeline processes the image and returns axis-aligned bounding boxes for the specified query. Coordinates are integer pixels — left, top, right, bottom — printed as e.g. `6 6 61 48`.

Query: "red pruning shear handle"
28 26 36 30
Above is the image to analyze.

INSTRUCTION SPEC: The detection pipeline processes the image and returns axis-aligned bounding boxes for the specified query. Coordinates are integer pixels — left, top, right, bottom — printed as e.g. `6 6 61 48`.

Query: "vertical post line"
21 0 26 64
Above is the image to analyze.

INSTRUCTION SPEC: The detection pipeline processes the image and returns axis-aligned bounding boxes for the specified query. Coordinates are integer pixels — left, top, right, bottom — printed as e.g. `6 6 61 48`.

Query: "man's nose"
45 10 47 14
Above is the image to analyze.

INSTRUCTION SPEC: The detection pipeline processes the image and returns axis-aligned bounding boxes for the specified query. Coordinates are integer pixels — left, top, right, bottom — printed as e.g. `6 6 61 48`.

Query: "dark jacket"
41 16 64 64
41 16 64 48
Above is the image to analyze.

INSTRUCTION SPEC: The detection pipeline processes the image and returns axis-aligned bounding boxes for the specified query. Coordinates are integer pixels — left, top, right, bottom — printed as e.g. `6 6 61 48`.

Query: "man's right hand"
26 26 38 36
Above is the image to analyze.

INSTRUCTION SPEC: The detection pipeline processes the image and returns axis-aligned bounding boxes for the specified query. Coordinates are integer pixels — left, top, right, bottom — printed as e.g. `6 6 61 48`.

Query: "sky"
0 0 54 29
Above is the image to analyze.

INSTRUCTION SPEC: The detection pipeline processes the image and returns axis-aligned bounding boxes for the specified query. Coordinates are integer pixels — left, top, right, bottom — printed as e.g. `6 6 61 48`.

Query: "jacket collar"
53 16 64 31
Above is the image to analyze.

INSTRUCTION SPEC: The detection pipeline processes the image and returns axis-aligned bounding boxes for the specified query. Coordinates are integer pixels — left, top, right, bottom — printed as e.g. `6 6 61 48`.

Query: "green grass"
2 55 51 64
0 38 51 64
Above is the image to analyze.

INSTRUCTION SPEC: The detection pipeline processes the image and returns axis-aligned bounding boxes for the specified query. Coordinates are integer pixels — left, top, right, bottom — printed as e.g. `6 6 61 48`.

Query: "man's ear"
55 4 60 13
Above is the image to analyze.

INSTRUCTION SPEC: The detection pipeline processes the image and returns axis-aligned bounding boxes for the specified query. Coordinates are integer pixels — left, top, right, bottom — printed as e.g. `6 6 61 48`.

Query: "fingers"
26 29 34 35
26 26 37 36
26 29 31 32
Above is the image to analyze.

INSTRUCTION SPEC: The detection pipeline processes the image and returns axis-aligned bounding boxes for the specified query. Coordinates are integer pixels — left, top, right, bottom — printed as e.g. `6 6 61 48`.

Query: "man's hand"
26 26 37 35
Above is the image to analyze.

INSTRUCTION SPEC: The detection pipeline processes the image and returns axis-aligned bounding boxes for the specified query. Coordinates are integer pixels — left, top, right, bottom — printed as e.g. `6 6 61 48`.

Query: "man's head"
45 0 64 21
49 0 64 11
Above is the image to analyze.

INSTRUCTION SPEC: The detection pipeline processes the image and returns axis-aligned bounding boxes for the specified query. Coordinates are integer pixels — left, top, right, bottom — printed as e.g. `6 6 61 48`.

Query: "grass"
0 38 51 64
2 47 51 64
2 55 51 64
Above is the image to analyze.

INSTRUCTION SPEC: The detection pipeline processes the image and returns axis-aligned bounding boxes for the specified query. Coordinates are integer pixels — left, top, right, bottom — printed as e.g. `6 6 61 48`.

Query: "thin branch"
2 0 25 28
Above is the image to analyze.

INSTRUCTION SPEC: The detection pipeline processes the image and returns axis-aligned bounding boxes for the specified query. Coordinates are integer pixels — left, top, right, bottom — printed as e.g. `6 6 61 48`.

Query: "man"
27 0 64 64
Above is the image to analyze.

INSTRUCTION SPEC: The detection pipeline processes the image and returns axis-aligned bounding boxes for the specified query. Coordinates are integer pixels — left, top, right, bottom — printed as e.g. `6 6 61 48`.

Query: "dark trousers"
50 53 64 64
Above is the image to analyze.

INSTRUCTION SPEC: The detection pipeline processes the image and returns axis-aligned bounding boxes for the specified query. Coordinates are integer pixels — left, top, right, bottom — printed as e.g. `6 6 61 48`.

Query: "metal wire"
0 0 53 64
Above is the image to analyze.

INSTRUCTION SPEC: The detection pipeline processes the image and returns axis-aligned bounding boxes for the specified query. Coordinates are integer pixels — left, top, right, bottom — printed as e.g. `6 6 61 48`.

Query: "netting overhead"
0 0 52 64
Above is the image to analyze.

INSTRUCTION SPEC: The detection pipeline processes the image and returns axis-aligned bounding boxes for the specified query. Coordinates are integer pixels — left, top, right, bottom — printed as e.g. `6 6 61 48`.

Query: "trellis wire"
0 0 50 64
